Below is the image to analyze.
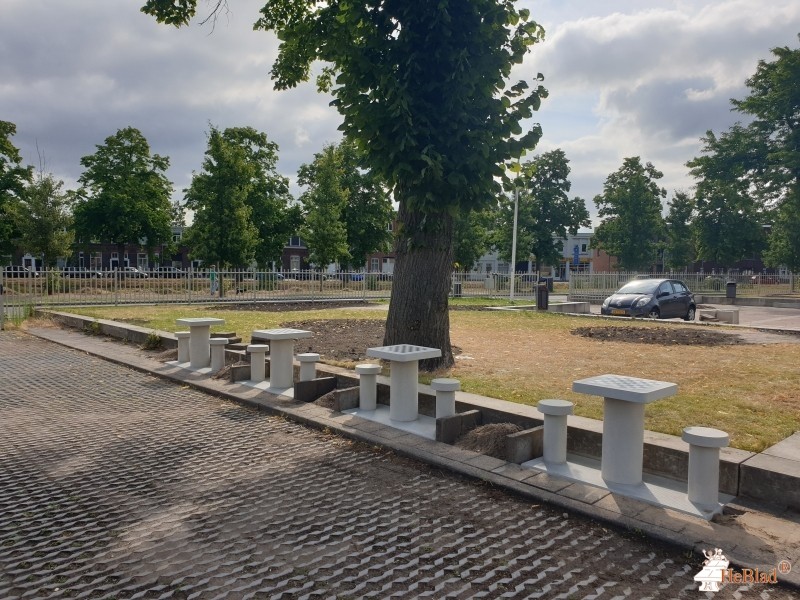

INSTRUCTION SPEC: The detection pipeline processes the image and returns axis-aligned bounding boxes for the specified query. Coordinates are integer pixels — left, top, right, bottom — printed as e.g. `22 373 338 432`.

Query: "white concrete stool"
210 338 228 372
298 353 320 382
431 378 460 418
682 426 729 508
176 331 191 363
247 344 270 383
356 363 382 410
538 399 574 465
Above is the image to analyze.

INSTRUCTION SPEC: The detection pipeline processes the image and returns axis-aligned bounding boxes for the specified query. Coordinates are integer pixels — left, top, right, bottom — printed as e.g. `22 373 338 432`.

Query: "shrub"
142 331 163 350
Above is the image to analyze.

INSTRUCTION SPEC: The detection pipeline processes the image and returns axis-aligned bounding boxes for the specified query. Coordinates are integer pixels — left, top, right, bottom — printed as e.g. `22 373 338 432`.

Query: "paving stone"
0 330 793 599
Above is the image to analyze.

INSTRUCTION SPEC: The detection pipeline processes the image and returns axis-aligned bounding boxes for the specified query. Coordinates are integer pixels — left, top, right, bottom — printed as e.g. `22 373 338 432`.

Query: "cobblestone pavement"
0 330 791 599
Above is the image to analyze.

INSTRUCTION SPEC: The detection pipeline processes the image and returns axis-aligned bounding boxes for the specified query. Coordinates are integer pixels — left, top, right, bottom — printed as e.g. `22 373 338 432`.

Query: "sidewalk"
23 324 800 591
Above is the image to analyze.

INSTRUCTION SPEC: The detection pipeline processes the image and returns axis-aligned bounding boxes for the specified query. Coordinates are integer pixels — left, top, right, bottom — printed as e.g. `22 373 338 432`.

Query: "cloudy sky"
2 0 799 223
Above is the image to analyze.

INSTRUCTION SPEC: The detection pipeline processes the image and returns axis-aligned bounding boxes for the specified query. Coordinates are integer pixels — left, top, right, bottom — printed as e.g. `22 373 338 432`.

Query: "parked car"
62 267 103 278
601 278 696 321
119 266 149 278
2 265 40 278
153 266 186 278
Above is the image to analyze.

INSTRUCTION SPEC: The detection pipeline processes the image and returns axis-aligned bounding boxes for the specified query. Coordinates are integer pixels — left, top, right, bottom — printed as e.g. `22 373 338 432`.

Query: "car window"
672 281 687 293
658 282 673 296
617 280 659 294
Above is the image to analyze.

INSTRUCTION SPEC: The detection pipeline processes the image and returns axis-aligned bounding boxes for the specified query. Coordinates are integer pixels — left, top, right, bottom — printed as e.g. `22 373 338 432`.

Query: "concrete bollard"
431 378 461 418
537 399 574 465
176 331 191 363
298 353 320 382
682 426 729 508
355 363 382 410
210 337 228 372
247 344 270 383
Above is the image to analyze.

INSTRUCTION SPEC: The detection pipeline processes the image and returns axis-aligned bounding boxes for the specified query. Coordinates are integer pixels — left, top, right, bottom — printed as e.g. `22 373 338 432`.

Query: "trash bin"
536 283 549 310
726 281 736 299
452 281 463 298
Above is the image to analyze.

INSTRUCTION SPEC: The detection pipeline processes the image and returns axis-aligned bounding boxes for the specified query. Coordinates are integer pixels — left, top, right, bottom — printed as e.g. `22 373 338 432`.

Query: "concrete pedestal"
683 426 729 508
176 317 225 369
247 344 269 383
298 353 320 382
252 329 312 390
366 345 442 423
176 331 190 363
356 363 382 410
538 399 573 465
210 338 228 372
431 378 460 418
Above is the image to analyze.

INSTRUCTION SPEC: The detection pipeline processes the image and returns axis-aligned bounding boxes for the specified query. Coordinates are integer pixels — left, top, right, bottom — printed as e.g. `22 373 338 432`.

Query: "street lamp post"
510 185 519 300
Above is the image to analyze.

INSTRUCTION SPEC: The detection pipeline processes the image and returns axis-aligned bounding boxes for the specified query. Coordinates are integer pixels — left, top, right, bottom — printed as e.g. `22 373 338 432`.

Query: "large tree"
592 157 666 271
222 127 301 268
493 150 590 272
74 127 173 265
143 0 547 369
183 126 259 270
0 120 33 258
13 172 75 267
298 144 351 269
687 126 767 267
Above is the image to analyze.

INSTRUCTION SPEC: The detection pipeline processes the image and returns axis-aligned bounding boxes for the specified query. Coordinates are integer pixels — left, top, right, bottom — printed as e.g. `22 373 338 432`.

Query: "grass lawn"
54 302 800 453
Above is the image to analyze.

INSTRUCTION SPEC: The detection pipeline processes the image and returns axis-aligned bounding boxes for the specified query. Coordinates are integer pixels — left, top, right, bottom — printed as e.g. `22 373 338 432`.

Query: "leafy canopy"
592 157 666 271
14 173 75 267
74 127 173 255
0 120 33 256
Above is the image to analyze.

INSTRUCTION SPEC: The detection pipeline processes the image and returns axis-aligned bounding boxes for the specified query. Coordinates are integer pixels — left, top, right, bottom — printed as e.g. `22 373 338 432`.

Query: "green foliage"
592 157 666 271
298 144 351 268
687 127 767 267
74 127 173 259
183 126 259 268
142 330 163 350
365 274 379 291
85 319 101 336
453 207 494 272
663 191 696 270
14 172 75 267
0 120 33 256
494 150 590 270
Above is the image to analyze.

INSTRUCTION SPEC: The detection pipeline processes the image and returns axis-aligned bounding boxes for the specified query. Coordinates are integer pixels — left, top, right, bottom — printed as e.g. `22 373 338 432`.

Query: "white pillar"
538 399 573 465
269 338 295 388
601 397 646 485
210 338 228 372
389 359 419 422
682 427 729 508
356 363 382 410
176 331 190 363
431 378 460 418
298 353 320 382
188 324 212 369
247 344 269 383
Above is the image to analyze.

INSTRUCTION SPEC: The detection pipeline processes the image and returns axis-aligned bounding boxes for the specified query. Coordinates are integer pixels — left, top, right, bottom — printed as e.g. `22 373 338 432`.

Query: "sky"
2 0 799 225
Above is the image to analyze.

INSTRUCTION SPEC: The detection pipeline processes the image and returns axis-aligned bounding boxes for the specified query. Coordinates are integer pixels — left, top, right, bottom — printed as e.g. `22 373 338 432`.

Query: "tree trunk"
384 202 454 371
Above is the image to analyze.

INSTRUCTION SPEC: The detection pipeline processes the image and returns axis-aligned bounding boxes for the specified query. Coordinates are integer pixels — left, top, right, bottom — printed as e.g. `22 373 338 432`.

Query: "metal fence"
0 268 534 311
568 271 799 302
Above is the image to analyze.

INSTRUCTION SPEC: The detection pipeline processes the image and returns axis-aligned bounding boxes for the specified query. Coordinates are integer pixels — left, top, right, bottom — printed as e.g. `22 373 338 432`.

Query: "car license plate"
611 309 626 316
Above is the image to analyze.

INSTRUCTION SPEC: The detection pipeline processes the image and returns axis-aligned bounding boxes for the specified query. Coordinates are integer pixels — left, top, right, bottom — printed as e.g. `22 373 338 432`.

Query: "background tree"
298 144 351 269
453 207 495 273
144 0 548 370
74 127 173 266
663 191 695 271
13 172 74 267
592 157 666 271
183 126 259 272
0 120 33 258
221 127 301 268
493 150 589 273
687 127 767 267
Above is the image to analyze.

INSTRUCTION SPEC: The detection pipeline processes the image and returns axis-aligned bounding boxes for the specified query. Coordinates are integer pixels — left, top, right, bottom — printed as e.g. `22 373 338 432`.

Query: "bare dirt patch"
571 326 744 346
282 319 386 362
215 300 372 312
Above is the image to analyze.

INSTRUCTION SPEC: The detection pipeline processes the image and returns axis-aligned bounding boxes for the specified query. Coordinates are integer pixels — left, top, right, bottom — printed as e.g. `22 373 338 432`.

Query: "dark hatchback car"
601 278 696 321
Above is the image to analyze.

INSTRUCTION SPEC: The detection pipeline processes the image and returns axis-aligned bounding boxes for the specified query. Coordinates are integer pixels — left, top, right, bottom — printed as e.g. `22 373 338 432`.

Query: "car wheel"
684 306 696 321
647 307 660 319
